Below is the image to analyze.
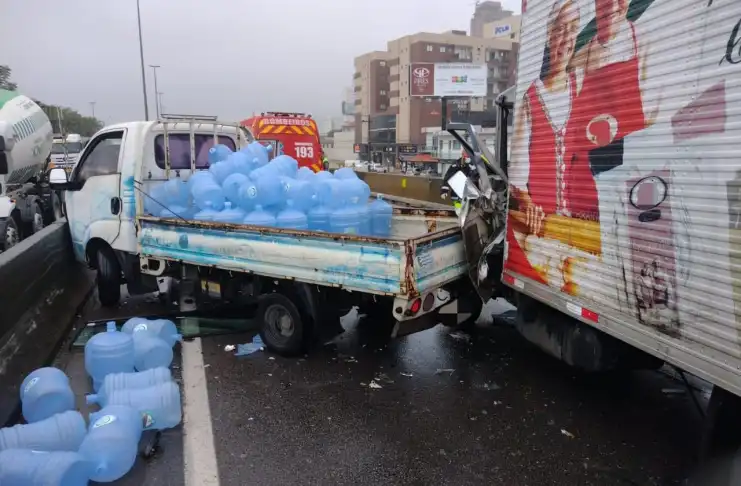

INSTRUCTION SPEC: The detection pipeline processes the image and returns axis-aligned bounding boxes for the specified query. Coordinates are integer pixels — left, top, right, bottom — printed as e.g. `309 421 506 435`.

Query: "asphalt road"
60 298 703 486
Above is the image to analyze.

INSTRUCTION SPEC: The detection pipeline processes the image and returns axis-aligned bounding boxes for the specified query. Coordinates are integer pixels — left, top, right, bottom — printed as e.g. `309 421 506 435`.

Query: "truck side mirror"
48 167 69 184
0 152 7 175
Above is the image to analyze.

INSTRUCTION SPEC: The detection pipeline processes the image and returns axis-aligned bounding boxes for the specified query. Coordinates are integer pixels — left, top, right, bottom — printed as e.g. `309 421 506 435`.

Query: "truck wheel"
0 217 20 251
30 204 45 234
96 247 121 307
257 293 305 356
49 193 63 223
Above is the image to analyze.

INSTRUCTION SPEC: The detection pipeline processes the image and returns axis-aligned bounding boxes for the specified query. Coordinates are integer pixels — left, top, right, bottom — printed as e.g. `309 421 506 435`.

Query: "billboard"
494 24 512 36
410 63 487 97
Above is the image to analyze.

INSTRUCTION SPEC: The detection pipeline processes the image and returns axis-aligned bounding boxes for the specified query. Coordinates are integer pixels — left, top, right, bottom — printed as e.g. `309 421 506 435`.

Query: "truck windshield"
51 142 83 154
65 142 83 153
51 143 66 154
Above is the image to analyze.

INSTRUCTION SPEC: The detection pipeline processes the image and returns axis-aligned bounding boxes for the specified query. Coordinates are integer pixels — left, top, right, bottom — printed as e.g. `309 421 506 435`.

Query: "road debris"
368 381 383 389
561 429 575 439
235 335 264 357
375 373 394 384
435 368 455 375
400 372 414 377
224 344 236 352
448 331 472 343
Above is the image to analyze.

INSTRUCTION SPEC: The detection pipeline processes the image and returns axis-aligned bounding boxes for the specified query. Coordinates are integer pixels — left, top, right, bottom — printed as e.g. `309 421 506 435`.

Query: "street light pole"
136 0 150 121
157 92 164 114
89 101 96 118
149 65 161 118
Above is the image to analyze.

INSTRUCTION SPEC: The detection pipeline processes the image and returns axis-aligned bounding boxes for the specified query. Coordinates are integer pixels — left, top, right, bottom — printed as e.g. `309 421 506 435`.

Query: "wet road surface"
61 298 703 485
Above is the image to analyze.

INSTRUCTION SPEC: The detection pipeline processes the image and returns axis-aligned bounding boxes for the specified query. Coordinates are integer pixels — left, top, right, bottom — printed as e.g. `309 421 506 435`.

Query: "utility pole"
149 65 161 118
89 101 96 118
136 0 149 120
158 92 164 114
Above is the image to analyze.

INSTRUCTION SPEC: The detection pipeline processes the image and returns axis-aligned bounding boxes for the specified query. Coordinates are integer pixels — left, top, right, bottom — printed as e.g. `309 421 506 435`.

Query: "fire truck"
241 112 324 172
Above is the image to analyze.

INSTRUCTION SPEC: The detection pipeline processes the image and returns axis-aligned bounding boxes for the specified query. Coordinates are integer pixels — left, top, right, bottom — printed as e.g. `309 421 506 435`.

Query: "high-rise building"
353 31 516 152
470 1 513 37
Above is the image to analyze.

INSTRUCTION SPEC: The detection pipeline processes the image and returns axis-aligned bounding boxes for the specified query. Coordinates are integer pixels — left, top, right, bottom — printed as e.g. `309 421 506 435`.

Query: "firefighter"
321 155 329 171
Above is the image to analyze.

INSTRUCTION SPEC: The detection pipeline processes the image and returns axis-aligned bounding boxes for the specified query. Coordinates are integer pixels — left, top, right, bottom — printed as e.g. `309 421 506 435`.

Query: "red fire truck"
241 112 325 172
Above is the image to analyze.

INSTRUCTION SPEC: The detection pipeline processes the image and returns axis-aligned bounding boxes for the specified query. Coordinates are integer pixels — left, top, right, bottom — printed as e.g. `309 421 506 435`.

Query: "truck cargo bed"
137 205 465 298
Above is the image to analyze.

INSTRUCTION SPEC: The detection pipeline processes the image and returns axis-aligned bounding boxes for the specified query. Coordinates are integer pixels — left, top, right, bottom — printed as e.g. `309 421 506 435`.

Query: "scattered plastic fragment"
368 381 382 389
435 368 455 375
400 372 413 377
224 345 235 352
448 331 471 342
561 429 575 439
235 335 264 357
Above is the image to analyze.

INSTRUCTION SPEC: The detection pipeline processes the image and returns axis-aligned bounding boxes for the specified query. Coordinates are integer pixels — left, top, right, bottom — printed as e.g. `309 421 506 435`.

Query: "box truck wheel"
29 203 44 234
257 293 305 356
96 246 121 307
0 217 20 251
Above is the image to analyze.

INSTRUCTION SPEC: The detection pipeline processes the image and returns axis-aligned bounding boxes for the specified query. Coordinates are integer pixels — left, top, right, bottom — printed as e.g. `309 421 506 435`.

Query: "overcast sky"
2 0 520 125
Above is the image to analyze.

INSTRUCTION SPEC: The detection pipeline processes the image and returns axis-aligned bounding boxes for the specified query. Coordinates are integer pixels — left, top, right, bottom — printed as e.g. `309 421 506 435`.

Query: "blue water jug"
0 411 86 452
268 155 298 177
209 160 234 185
0 449 91 486
207 144 233 166
222 173 250 205
244 205 276 227
369 195 393 237
307 205 331 232
80 405 143 483
357 203 371 235
191 177 225 211
187 170 216 191
132 333 173 372
86 367 173 407
276 201 308 230
244 142 270 167
213 202 246 224
144 182 168 216
255 174 284 208
345 178 370 205
228 151 252 176
316 178 348 209
85 322 135 392
159 205 190 219
20 367 74 423
314 170 333 181
122 318 182 347
330 206 362 235
296 167 315 181
194 201 219 221
237 180 259 212
104 381 182 431
334 167 358 180
162 178 189 207
281 177 314 212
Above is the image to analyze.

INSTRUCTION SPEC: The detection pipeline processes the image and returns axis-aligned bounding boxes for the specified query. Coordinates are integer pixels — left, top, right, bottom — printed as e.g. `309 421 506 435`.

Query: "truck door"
64 129 125 262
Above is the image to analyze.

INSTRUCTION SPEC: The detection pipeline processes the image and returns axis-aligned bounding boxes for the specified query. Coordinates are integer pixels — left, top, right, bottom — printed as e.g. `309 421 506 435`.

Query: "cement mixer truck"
0 90 63 251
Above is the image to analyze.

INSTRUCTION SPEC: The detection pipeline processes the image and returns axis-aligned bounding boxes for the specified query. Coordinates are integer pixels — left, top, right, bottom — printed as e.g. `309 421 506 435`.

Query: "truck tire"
0 217 20 252
30 203 45 234
257 293 305 356
47 192 63 224
96 247 121 307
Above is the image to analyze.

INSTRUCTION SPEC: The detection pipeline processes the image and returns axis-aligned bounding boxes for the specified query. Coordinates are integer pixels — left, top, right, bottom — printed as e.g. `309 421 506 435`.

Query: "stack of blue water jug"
0 319 183 484
145 142 394 237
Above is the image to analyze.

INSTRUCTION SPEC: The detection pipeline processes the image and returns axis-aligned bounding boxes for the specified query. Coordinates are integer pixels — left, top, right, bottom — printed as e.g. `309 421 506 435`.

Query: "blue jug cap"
173 333 184 342
106 322 117 332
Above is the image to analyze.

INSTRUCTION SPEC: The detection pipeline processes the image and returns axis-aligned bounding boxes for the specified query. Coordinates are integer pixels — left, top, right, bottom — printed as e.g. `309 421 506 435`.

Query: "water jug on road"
104 381 182 431
86 367 173 407
79 405 143 483
0 411 86 452
85 322 135 392
20 367 74 423
0 449 91 486
132 333 174 371
122 318 182 346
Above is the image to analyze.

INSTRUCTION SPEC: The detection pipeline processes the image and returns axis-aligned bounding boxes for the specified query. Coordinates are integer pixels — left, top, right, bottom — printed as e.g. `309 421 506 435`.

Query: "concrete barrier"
357 172 452 206
0 221 94 426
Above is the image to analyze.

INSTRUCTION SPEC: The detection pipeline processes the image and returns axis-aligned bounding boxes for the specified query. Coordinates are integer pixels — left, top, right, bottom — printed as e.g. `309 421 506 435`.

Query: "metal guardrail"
0 221 94 426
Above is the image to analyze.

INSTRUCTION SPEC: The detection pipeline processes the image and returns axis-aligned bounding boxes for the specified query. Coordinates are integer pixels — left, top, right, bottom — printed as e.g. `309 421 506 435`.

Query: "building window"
426 45 433 52
452 140 460 150
510 34 516 39
440 46 446 53
380 61 386 66
380 90 387 95
380 104 387 110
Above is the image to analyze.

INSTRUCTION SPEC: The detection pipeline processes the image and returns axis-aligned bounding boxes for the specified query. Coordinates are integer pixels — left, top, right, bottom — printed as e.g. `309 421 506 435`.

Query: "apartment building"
483 15 522 42
470 1 513 37
353 31 517 153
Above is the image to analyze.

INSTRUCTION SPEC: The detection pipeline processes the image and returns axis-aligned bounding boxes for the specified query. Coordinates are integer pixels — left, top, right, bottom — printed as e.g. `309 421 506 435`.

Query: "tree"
0 65 18 91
